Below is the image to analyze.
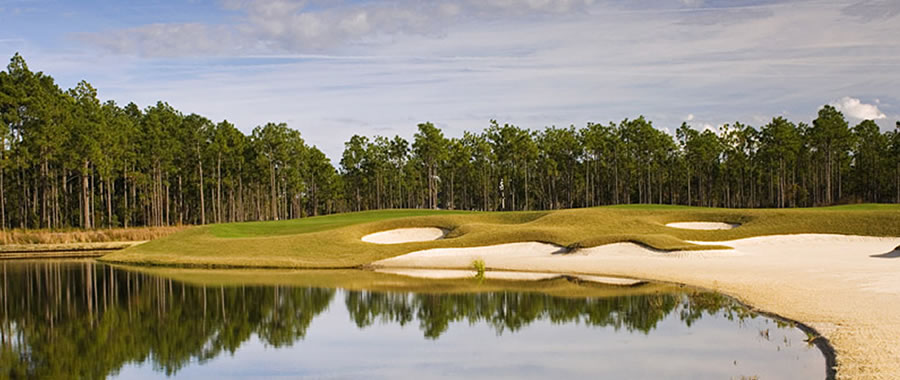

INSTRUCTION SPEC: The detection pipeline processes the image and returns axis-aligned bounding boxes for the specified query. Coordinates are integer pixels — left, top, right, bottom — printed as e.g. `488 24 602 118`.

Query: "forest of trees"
2 53 899 230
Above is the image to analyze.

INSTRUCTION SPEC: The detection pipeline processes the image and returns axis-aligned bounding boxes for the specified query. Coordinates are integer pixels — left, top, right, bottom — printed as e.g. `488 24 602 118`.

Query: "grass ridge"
100 204 900 269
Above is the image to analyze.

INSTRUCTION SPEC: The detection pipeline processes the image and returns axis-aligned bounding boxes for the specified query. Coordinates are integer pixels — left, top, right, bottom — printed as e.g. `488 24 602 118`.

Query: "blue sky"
1 0 898 160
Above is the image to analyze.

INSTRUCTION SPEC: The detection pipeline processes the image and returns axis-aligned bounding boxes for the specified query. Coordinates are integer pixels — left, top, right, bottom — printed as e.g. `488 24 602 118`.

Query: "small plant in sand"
803 331 820 346
471 258 486 280
565 242 583 254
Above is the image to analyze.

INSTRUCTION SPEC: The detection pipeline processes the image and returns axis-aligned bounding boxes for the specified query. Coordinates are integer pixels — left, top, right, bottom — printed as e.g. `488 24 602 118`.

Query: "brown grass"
0 226 190 245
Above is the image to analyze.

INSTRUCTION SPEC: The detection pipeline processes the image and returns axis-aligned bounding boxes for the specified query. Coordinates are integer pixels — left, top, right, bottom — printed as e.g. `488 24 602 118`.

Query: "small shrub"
566 242 583 254
471 258 486 278
804 331 820 345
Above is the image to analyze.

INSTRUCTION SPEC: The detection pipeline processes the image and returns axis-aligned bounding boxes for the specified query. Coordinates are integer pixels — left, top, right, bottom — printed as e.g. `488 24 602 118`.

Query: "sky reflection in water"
0 261 825 379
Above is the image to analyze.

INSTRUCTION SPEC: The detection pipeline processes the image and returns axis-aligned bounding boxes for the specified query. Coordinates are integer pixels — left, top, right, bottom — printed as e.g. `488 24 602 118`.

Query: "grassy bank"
1 226 188 245
99 204 900 268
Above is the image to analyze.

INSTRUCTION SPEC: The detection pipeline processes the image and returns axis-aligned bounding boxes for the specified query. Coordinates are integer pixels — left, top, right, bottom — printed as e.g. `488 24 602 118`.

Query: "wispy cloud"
842 0 900 20
77 0 604 57
80 23 238 57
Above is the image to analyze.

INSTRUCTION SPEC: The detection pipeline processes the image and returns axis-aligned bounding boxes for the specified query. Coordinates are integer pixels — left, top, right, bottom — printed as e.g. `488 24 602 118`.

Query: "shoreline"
0 241 144 260
373 233 900 380
378 265 837 379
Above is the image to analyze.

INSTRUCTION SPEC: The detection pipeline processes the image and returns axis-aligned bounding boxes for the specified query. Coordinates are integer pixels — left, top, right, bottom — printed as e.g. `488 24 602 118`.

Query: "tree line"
1 54 339 229
2 53 899 230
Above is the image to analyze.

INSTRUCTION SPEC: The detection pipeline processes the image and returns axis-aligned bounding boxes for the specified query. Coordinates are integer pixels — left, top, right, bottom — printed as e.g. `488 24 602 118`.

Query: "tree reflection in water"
0 261 752 379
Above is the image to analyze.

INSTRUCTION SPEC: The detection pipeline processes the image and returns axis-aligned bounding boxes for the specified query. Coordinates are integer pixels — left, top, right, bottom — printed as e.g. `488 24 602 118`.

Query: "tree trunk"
613 152 619 205
177 175 183 225
687 167 692 206
82 161 91 229
270 163 278 220
826 148 832 204
449 171 455 210
123 164 129 228
41 157 48 228
217 153 222 223
0 164 4 230
106 178 113 227
238 167 244 222
524 164 530 211
164 175 169 226
199 155 205 225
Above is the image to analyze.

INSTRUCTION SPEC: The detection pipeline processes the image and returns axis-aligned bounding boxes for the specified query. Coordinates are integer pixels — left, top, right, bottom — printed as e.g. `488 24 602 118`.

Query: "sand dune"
361 227 447 244
374 233 900 379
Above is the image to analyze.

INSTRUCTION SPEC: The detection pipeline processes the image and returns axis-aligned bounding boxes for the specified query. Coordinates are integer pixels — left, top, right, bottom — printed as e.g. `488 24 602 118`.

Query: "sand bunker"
361 227 448 244
375 268 643 285
374 233 900 378
376 268 559 281
666 222 739 230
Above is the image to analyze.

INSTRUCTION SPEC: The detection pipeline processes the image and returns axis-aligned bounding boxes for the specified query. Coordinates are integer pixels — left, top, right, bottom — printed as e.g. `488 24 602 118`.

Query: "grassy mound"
101 204 900 268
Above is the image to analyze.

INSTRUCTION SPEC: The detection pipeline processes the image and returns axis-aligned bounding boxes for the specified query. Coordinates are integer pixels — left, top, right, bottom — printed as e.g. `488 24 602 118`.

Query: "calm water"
0 261 826 379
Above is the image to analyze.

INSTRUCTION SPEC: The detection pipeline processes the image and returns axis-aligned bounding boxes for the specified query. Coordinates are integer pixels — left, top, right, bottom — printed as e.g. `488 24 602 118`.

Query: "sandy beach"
374 233 900 379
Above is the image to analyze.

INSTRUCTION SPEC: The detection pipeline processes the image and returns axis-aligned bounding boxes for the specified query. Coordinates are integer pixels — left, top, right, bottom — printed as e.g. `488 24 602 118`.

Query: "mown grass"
208 209 475 238
100 204 900 269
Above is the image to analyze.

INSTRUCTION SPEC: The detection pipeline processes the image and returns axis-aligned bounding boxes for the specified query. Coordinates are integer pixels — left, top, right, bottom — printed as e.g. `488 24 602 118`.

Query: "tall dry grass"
0 226 189 245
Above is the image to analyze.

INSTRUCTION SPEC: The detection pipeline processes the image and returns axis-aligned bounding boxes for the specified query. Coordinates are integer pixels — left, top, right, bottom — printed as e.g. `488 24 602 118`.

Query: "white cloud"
685 113 695 121
829 96 886 120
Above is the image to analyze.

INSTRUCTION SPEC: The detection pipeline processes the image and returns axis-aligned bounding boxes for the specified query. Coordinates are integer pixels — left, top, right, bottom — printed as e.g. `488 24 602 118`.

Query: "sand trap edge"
361 227 449 244
375 268 644 285
666 222 740 230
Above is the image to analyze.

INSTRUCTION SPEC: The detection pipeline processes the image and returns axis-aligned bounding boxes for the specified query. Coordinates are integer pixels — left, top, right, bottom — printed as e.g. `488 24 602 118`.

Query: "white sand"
376 268 560 281
375 268 643 285
374 234 900 379
665 221 740 230
361 227 447 244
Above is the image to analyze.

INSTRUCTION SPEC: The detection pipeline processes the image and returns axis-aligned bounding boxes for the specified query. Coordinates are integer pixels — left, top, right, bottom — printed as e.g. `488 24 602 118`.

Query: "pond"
0 260 827 379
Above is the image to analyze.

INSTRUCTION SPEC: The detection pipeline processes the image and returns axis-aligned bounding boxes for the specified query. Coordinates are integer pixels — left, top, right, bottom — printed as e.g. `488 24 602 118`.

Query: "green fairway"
101 204 900 269
208 209 475 238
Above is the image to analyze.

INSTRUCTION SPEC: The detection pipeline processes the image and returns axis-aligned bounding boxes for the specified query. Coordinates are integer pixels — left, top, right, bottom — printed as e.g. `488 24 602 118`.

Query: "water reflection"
0 261 824 379
344 290 742 339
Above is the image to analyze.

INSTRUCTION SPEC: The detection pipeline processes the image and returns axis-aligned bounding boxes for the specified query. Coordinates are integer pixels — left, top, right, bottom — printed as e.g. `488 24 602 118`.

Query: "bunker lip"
361 227 449 244
375 268 645 286
665 222 740 230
